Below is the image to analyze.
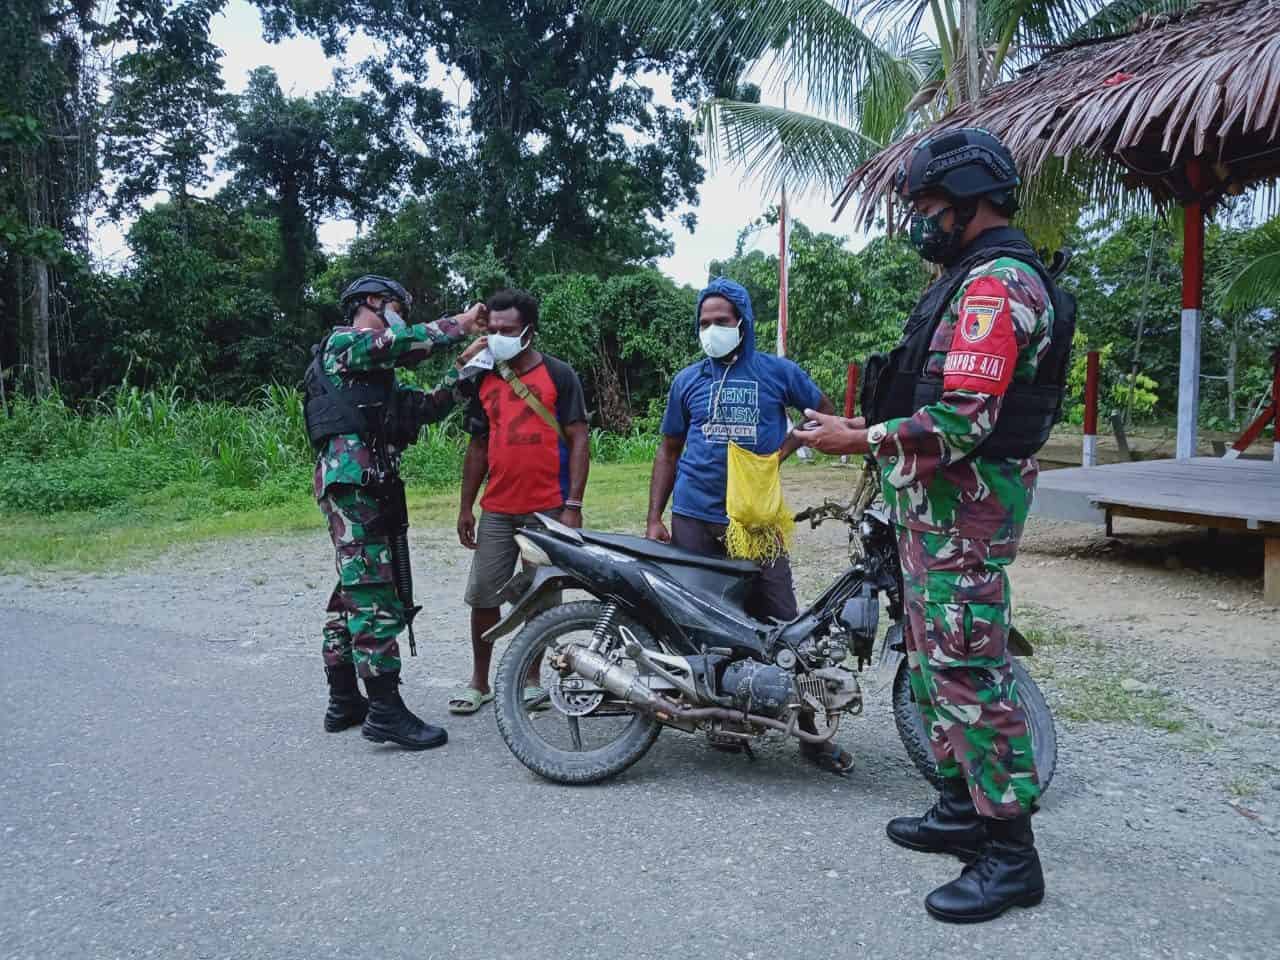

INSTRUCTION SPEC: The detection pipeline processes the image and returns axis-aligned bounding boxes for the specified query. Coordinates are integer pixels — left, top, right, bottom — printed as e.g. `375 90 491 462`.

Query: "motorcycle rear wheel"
891 657 1057 795
495 600 662 785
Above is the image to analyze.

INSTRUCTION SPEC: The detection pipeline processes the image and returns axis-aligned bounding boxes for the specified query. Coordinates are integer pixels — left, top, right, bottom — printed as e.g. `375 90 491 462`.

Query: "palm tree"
592 1 1192 206
1223 214 1280 313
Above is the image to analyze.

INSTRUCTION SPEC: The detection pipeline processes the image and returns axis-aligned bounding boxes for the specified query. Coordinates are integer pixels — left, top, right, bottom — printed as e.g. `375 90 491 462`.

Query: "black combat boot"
324 664 368 732
361 673 448 750
886 777 987 861
924 813 1045 923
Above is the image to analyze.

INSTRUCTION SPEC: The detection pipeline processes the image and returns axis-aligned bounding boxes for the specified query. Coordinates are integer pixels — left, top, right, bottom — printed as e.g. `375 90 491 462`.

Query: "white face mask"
383 305 406 330
489 325 529 362
699 321 742 359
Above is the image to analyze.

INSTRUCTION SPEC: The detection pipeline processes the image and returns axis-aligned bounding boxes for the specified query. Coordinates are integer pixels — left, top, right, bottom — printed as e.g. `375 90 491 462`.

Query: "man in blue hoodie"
645 277 846 772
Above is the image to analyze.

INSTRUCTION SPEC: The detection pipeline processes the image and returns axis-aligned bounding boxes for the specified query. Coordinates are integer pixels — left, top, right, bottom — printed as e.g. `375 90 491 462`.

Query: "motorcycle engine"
719 660 795 718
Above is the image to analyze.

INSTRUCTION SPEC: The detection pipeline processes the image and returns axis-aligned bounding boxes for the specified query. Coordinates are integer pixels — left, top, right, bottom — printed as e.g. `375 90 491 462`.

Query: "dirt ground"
2 465 1278 957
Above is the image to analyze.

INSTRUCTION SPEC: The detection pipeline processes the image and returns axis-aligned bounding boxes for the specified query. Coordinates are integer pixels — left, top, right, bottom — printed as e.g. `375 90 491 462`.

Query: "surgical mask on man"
383 305 406 330
488 325 529 362
699 321 742 359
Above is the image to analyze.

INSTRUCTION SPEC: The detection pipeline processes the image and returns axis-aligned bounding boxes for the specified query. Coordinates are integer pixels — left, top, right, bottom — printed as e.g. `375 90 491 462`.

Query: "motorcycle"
488 462 1057 789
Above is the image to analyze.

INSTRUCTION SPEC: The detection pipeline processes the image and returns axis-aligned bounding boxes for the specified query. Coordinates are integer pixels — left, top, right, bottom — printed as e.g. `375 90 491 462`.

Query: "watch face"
869 425 887 445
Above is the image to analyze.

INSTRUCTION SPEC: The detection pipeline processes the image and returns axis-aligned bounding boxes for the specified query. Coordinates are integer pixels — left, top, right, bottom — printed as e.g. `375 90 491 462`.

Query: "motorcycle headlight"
514 533 551 567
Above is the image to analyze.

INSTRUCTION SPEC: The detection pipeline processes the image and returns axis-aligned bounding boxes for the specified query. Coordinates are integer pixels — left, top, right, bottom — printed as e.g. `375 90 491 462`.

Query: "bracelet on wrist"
564 499 583 510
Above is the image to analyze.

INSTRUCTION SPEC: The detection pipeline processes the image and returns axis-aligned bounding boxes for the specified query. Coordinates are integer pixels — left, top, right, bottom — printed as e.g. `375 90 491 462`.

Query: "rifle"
360 403 422 657
378 475 422 657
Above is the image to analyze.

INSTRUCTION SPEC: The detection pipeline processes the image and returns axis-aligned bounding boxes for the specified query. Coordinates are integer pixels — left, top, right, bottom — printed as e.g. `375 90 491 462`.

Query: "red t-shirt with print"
465 355 587 514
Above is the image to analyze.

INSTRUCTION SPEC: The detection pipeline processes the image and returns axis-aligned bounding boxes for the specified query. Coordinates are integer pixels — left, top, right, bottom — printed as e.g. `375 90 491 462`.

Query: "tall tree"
0 0 99 398
220 66 418 324
100 0 230 216
255 0 741 276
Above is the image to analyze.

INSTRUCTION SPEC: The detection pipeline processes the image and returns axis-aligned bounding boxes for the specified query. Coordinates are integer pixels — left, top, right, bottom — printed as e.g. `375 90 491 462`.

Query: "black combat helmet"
340 275 413 314
895 127 1020 215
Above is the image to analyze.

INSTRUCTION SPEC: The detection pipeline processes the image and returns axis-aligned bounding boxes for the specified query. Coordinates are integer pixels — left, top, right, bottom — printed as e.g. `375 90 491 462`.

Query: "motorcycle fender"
1009 625 1034 657
482 565 580 644
878 621 906 675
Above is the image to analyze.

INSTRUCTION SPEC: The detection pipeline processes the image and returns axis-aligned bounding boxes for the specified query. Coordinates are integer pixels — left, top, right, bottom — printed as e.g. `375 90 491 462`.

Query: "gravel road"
2 499 1278 959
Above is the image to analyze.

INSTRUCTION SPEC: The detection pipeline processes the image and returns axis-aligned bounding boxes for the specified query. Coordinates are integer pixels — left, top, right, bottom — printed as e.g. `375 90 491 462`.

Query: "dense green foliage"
1060 211 1278 428
710 216 925 400
3 0 1278 539
2 0 726 401
0 387 668 516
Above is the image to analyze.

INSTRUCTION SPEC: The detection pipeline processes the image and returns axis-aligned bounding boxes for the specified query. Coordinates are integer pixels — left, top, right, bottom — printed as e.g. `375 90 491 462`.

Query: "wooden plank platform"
1032 457 1280 603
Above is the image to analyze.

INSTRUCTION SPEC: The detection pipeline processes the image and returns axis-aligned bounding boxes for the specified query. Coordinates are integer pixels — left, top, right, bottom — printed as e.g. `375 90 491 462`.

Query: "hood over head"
696 277 756 361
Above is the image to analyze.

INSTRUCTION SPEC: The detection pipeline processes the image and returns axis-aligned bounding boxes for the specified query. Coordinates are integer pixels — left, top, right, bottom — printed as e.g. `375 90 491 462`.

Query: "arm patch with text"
943 275 1018 395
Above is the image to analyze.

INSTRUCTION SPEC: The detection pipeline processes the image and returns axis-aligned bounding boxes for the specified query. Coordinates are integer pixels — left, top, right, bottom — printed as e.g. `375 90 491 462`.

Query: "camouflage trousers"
318 483 404 679
899 526 1040 819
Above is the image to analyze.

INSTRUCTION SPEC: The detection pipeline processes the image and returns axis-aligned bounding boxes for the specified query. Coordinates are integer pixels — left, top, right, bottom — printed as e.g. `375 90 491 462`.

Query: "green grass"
1015 605 1103 653
1056 675 1187 733
4 462 656 573
0 386 672 571
1226 776 1260 800
413 461 652 533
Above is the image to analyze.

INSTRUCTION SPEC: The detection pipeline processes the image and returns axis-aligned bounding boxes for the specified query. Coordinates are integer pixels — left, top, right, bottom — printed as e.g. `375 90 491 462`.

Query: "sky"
93 0 868 288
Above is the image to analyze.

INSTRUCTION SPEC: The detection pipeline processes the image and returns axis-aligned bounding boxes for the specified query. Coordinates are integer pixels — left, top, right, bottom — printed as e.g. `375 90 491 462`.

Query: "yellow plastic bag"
724 441 794 562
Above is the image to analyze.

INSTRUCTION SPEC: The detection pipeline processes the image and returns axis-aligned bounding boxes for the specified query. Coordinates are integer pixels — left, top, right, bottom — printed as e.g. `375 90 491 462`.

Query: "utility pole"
777 82 789 359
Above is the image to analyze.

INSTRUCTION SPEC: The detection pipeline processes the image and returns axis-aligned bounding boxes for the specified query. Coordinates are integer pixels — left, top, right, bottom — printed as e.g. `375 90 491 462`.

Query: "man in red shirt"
452 289 590 714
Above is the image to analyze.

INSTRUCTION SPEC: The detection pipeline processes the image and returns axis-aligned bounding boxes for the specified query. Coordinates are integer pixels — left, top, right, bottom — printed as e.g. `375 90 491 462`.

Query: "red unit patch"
945 277 1017 395
959 296 1005 343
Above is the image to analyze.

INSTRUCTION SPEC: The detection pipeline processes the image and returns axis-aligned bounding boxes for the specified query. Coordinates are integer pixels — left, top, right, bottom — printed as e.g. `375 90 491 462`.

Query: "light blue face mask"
699 320 742 359
383 305 406 330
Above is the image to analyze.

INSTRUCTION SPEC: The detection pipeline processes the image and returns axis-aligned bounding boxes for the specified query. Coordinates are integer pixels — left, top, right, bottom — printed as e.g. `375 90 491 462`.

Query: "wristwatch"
867 423 888 446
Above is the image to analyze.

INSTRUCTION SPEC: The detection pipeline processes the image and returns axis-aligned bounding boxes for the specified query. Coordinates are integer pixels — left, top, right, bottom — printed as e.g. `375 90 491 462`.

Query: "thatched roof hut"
836 0 1280 228
835 0 1280 466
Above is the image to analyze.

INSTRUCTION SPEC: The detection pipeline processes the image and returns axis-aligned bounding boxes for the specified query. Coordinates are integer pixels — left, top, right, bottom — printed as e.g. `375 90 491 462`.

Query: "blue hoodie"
660 277 824 525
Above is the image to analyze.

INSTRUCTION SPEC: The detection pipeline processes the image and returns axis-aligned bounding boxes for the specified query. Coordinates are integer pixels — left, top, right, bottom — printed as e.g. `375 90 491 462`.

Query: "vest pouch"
859 352 889 423
912 376 1059 460
978 382 1060 458
303 342 396 450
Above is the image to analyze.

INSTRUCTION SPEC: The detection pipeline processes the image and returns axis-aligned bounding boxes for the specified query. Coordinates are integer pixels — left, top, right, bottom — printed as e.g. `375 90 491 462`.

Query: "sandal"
801 740 854 776
447 687 494 715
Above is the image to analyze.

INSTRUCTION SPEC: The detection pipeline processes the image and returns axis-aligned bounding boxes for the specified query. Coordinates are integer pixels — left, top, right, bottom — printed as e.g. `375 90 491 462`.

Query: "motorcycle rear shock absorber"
588 602 620 652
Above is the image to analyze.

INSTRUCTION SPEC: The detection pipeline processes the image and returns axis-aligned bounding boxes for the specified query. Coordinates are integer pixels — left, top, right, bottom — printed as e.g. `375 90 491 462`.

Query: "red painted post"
1083 350 1100 466
1177 162 1206 460
844 363 859 419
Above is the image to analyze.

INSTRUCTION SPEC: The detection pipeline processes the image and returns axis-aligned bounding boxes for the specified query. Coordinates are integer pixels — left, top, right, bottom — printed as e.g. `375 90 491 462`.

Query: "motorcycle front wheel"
494 600 662 785
891 657 1058 795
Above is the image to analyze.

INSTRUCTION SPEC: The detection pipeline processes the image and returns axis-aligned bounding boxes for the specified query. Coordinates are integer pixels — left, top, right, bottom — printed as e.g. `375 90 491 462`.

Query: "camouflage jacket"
869 256 1054 541
313 317 470 498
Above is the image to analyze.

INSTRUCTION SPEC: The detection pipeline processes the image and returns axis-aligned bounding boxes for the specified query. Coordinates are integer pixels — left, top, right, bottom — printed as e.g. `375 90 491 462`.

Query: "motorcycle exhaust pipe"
561 645 675 713
560 646 839 744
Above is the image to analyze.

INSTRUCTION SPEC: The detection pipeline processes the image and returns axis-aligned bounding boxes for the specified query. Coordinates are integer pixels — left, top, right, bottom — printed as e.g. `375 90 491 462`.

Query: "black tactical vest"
302 336 396 451
859 227 1076 460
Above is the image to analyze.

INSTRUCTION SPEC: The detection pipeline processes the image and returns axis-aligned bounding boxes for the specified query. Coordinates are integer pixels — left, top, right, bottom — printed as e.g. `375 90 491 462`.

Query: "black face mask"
908 203 975 266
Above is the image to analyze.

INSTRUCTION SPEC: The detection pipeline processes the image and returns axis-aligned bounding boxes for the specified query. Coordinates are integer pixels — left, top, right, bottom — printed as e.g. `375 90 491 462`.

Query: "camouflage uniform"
316 317 468 678
871 255 1052 819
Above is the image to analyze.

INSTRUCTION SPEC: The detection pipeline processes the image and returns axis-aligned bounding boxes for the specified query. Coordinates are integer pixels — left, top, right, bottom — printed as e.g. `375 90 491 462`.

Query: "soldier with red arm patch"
794 128 1076 924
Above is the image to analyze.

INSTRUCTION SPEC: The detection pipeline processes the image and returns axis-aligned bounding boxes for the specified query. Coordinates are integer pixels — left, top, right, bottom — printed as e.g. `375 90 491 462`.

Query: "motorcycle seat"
579 531 760 576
